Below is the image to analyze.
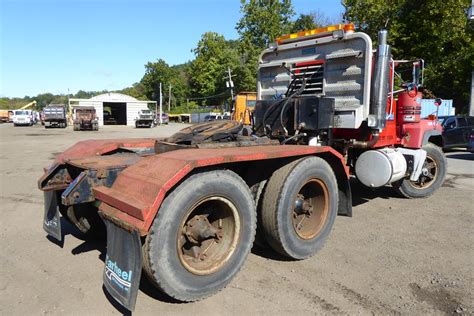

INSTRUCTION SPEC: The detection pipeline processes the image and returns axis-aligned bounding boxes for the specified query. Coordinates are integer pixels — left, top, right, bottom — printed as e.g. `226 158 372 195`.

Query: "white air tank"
355 148 407 187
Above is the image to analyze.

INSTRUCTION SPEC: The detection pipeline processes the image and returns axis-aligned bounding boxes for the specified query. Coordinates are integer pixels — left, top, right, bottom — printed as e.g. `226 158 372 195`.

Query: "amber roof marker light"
275 23 356 45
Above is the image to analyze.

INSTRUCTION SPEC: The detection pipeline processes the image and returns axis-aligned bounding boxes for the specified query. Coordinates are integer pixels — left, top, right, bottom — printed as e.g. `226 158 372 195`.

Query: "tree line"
2 0 472 113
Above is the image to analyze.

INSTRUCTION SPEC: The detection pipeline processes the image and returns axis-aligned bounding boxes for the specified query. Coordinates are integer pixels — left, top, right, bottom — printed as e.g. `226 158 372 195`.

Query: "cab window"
456 118 467 127
444 117 456 129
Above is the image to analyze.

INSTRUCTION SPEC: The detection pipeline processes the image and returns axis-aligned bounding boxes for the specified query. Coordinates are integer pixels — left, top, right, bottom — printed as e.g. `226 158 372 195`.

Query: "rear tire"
261 157 338 260
393 143 447 198
143 170 256 302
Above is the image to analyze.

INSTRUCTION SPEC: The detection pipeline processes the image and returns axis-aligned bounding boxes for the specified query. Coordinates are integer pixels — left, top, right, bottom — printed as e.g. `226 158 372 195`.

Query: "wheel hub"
184 215 221 244
177 197 240 275
410 155 438 189
292 179 329 240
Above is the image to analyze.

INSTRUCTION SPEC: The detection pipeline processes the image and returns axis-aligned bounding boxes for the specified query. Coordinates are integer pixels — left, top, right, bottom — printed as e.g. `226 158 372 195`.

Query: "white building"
69 93 157 126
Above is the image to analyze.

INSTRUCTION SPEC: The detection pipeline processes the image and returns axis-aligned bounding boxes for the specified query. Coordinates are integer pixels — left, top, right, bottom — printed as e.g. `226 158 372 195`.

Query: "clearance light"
276 23 355 45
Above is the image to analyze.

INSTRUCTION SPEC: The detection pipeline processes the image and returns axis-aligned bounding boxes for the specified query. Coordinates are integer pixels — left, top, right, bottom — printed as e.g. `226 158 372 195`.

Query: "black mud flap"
103 220 142 311
43 191 62 241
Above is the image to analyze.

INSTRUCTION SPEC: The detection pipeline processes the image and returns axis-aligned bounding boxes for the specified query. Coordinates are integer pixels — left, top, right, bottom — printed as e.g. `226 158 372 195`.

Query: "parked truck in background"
0 110 13 123
135 109 155 128
72 106 99 131
44 104 67 128
12 109 35 126
39 24 447 311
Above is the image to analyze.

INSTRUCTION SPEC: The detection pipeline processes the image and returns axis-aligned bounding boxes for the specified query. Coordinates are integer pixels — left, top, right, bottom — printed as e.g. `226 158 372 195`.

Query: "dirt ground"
0 123 473 315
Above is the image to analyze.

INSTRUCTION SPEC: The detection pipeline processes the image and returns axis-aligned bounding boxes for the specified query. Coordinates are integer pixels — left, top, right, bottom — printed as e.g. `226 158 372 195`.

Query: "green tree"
236 0 295 91
73 90 104 99
291 14 317 32
141 59 189 107
291 10 341 33
141 59 173 101
170 63 191 106
189 32 240 105
35 93 56 109
118 82 147 100
344 0 473 112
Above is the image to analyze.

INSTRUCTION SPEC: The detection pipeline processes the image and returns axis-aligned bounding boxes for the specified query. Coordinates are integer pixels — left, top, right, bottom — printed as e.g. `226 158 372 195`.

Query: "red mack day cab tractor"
38 24 445 311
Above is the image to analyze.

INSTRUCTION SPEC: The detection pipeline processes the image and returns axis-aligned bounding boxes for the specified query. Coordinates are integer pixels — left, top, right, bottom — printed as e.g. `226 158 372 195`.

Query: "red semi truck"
39 24 445 310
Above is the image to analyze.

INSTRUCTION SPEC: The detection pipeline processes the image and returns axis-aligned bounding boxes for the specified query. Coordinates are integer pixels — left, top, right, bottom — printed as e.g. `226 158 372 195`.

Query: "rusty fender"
94 145 351 235
52 138 157 164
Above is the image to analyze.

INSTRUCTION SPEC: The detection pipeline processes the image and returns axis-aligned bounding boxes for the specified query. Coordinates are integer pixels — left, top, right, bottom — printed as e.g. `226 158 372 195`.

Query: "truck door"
456 117 469 146
443 117 457 147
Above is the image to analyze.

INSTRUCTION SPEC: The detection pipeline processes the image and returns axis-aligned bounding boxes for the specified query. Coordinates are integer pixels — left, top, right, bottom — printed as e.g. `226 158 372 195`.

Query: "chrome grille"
291 62 324 95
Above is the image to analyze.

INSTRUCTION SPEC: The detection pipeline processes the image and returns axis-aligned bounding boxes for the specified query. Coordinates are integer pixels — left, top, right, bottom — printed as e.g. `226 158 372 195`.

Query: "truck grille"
291 60 324 95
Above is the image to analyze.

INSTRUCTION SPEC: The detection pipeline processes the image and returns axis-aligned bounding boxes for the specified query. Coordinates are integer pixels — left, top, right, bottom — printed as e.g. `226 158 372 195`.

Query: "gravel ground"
0 123 473 315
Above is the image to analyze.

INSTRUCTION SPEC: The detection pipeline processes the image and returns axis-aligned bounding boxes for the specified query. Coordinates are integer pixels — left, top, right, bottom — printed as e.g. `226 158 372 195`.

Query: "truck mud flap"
43 191 62 242
102 220 142 311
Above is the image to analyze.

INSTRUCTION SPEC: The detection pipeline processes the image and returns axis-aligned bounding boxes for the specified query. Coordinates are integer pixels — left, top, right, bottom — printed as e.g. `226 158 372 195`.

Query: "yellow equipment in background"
0 101 37 123
231 92 256 125
19 100 37 110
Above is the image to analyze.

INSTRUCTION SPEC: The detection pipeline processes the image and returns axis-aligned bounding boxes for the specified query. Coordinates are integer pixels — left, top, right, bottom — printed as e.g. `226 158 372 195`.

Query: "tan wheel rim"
292 179 329 240
408 155 438 189
177 196 240 275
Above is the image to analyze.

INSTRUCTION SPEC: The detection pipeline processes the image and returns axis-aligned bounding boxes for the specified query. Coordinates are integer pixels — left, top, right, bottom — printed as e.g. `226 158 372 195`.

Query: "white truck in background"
12 110 35 126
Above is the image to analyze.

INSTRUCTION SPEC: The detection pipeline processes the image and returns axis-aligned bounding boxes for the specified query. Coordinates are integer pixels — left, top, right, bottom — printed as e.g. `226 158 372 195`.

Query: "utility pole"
168 84 172 112
159 82 163 125
224 67 235 111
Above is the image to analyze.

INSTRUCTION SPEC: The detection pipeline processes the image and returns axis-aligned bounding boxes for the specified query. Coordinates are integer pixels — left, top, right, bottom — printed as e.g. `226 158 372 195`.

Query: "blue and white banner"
43 191 62 242
103 220 142 311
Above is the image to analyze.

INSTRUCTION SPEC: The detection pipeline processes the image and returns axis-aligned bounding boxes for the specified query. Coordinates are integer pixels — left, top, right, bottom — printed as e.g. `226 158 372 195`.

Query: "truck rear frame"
38 24 446 311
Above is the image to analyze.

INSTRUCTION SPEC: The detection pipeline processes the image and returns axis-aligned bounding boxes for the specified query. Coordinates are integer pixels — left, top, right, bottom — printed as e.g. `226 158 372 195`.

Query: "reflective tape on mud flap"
43 191 62 241
102 219 142 311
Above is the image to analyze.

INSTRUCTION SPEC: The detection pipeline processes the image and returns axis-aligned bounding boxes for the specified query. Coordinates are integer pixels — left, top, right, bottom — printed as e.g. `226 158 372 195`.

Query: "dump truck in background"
39 24 447 311
72 106 98 131
44 104 67 128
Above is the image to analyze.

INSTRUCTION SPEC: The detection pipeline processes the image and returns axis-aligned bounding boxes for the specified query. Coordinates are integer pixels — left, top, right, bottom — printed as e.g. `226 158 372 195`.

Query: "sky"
0 0 344 98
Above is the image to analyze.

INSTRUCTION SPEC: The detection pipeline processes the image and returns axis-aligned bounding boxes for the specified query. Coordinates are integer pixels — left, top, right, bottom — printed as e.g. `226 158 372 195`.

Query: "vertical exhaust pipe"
369 30 391 130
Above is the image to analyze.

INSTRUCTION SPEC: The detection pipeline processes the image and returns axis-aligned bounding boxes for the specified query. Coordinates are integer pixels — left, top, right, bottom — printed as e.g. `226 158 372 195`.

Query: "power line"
185 91 229 101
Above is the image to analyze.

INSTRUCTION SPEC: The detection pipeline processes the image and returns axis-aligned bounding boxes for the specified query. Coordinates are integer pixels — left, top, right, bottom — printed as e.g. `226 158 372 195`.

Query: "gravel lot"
0 123 473 315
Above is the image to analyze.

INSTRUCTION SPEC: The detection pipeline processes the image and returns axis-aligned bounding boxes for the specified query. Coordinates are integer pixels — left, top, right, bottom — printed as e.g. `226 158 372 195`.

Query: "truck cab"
135 109 155 128
12 110 34 126
73 106 99 131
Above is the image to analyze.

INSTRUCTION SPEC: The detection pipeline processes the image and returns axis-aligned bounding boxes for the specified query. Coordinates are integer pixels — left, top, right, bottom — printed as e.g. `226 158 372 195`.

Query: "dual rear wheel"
143 157 338 301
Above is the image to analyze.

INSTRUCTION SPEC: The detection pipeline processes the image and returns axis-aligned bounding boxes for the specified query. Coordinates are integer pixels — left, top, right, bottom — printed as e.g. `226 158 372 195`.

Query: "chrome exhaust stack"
369 30 391 130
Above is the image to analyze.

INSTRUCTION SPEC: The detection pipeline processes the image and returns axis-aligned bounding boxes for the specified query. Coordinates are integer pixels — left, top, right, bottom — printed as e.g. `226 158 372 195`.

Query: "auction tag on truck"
103 220 142 311
43 190 62 242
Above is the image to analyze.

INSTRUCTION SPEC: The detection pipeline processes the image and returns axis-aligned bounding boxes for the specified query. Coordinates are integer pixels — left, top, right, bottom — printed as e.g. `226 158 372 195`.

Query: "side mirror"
412 59 424 87
434 98 442 107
